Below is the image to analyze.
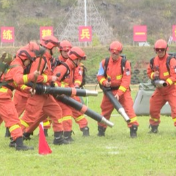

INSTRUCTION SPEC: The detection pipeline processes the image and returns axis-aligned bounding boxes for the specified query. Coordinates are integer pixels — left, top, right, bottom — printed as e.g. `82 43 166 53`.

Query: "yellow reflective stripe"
173 117 176 122
61 82 68 87
0 87 8 92
58 118 63 123
163 72 169 76
23 75 28 84
150 117 159 122
119 86 126 92
13 81 18 86
151 72 154 79
129 117 137 123
75 80 81 85
20 119 29 127
42 74 48 83
166 78 173 85
43 121 50 126
54 82 59 87
116 75 122 80
62 116 72 121
9 125 20 132
20 84 27 90
75 115 84 122
100 78 106 84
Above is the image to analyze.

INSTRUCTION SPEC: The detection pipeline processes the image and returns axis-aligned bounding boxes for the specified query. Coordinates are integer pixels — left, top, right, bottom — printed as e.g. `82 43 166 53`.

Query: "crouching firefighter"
97 41 139 138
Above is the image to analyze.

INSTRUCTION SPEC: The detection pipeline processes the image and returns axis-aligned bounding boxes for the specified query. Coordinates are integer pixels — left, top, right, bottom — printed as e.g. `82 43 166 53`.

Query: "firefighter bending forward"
0 42 40 150
97 41 139 138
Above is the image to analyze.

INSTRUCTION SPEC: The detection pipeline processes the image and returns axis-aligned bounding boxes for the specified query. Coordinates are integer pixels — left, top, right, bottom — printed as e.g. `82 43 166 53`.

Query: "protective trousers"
149 87 176 126
57 96 88 132
20 94 63 132
0 98 23 140
13 90 29 117
99 89 139 128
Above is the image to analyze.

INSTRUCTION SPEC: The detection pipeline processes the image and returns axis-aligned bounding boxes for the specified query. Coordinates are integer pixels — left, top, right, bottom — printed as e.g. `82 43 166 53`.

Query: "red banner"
172 25 176 41
40 27 53 41
1 27 14 43
133 26 147 42
79 26 92 42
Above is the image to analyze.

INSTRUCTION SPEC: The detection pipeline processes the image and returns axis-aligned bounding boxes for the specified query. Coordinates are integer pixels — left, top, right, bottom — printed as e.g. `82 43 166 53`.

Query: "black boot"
9 138 15 148
64 131 74 142
130 125 138 138
23 132 33 140
15 137 34 151
97 126 106 137
149 125 158 133
53 132 69 145
81 126 90 136
5 128 10 137
44 129 48 137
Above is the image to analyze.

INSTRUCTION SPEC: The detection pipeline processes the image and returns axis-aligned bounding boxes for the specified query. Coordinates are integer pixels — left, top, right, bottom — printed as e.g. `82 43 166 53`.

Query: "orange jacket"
58 55 84 87
0 57 35 98
147 53 176 86
58 55 67 62
30 52 53 84
97 56 131 97
53 59 75 87
73 64 84 87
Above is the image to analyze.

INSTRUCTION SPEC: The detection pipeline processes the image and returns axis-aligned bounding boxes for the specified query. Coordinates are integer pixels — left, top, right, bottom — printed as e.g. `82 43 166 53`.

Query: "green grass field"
0 86 176 176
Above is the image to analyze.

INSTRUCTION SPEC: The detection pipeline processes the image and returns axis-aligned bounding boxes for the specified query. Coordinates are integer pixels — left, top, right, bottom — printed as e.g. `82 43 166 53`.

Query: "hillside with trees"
0 0 176 45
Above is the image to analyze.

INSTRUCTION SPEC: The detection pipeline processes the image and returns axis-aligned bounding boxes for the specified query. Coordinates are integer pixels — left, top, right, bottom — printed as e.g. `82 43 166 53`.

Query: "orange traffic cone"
38 123 52 155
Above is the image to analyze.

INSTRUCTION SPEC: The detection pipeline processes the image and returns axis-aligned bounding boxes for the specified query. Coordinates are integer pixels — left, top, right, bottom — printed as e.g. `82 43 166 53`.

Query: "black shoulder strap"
59 62 70 82
150 57 155 70
120 54 127 74
104 55 127 77
104 57 110 78
166 55 173 72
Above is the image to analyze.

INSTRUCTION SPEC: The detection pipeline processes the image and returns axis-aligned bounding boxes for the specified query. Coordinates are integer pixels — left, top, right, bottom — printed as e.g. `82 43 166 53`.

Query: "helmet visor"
69 51 86 60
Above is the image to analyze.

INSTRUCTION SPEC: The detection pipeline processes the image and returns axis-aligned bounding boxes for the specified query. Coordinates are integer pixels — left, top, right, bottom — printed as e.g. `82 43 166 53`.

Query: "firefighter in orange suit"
20 36 68 145
97 41 139 138
147 39 176 133
0 42 41 150
53 46 89 142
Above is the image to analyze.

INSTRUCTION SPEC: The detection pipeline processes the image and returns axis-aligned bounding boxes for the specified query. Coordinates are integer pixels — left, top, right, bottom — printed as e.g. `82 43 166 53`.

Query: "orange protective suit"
20 52 63 133
13 90 29 117
147 53 176 126
53 58 88 133
97 56 139 129
0 57 37 140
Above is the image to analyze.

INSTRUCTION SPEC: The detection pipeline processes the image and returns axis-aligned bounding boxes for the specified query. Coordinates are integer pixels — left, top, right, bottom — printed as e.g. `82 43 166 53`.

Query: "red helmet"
154 39 168 49
109 41 123 53
40 36 59 50
68 47 86 61
59 40 72 51
17 42 43 60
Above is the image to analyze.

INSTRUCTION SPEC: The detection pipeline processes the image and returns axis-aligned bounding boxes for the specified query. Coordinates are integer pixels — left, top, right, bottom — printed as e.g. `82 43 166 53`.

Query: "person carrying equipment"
97 41 139 138
0 42 41 150
147 39 176 133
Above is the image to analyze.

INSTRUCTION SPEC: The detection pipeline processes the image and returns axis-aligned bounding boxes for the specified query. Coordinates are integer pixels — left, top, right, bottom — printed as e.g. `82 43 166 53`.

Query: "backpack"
53 59 70 82
103 54 127 78
0 53 16 87
150 52 176 73
0 53 13 77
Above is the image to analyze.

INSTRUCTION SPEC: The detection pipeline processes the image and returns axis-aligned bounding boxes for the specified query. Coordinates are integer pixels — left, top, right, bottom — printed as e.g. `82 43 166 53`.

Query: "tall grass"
0 85 176 176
